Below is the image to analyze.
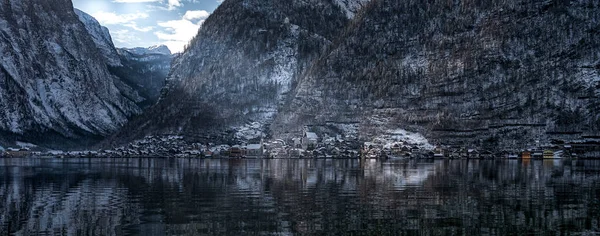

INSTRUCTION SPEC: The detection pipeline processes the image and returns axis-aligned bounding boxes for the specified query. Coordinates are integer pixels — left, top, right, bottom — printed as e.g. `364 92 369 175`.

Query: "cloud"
111 29 141 44
155 10 210 53
91 11 149 25
183 10 210 20
168 0 181 10
123 22 154 32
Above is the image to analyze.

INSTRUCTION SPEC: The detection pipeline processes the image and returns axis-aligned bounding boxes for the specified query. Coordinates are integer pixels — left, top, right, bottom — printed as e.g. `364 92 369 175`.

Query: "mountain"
125 45 172 56
110 46 174 108
74 9 121 67
116 0 600 149
73 9 172 109
274 0 600 149
333 0 371 18
110 0 357 143
0 0 141 147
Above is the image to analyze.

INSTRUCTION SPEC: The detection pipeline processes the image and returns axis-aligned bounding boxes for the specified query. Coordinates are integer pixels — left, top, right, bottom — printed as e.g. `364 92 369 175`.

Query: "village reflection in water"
1 158 599 235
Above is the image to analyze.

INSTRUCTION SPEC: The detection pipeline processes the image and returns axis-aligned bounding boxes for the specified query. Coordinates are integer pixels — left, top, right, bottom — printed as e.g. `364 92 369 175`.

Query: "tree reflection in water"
0 158 599 235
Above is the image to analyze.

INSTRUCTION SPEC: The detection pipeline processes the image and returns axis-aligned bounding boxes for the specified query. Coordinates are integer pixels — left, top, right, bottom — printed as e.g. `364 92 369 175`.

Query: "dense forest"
274 0 600 148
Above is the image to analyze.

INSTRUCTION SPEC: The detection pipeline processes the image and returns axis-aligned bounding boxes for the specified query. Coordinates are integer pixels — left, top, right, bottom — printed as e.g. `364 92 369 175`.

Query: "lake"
1 158 599 235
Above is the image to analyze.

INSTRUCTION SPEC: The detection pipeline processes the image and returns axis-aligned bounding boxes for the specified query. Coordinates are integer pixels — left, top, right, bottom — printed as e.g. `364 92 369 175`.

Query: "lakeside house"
532 150 543 159
292 138 302 148
433 146 444 158
230 146 243 158
468 149 480 159
245 144 263 157
481 150 494 159
543 150 554 159
302 131 319 150
4 148 31 157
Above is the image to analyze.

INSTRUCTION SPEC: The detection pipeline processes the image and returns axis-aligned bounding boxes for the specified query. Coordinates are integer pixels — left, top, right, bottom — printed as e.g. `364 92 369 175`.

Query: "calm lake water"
1 158 599 235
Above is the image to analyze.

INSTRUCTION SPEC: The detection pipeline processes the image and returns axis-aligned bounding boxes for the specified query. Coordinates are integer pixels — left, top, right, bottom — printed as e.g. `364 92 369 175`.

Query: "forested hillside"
274 0 600 148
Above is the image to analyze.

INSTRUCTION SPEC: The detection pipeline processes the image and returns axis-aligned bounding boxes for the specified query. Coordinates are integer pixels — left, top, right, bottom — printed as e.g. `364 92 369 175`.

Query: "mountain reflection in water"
1 158 599 235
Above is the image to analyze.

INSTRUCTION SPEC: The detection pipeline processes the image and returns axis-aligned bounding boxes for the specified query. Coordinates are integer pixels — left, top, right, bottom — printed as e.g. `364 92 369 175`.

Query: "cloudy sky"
72 0 222 53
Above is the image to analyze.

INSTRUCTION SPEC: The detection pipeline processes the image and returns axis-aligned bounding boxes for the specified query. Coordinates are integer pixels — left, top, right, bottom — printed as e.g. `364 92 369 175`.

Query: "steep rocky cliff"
74 9 122 67
0 0 141 147
274 0 600 148
74 9 172 109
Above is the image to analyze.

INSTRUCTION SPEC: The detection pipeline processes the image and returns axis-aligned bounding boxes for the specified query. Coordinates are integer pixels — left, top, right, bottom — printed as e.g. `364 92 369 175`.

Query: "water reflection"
0 158 599 235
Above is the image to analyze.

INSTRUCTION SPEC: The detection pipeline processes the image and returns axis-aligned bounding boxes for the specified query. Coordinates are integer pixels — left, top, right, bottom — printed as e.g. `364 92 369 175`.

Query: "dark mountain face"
110 47 174 108
74 9 122 67
0 0 141 147
114 0 600 149
275 0 600 148
74 9 173 109
111 0 355 143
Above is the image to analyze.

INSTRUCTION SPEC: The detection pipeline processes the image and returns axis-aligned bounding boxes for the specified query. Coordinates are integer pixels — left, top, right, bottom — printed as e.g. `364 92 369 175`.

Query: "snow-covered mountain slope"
74 9 121 67
74 9 169 110
125 45 171 56
274 0 600 149
0 0 141 147
110 0 356 143
334 0 371 18
74 9 148 108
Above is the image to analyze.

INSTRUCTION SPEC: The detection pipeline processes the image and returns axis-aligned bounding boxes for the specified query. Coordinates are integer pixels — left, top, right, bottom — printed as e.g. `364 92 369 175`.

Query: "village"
2 130 600 160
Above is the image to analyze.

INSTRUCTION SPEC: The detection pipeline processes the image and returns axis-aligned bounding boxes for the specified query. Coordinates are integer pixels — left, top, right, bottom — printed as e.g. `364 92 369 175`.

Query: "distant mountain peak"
124 45 172 56
148 45 171 54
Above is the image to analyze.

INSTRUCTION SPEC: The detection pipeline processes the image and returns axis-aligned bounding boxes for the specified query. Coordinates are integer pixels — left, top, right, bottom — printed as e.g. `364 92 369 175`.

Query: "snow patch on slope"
234 121 265 141
334 0 371 19
125 45 172 56
368 129 434 150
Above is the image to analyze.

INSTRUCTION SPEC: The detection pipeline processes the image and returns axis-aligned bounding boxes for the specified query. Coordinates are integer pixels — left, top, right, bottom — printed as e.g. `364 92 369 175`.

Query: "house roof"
246 144 262 150
305 132 318 140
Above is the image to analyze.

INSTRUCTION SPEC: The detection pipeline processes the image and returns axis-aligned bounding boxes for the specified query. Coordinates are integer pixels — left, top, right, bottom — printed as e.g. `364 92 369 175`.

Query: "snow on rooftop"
305 132 318 140
246 144 262 150
368 129 433 150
